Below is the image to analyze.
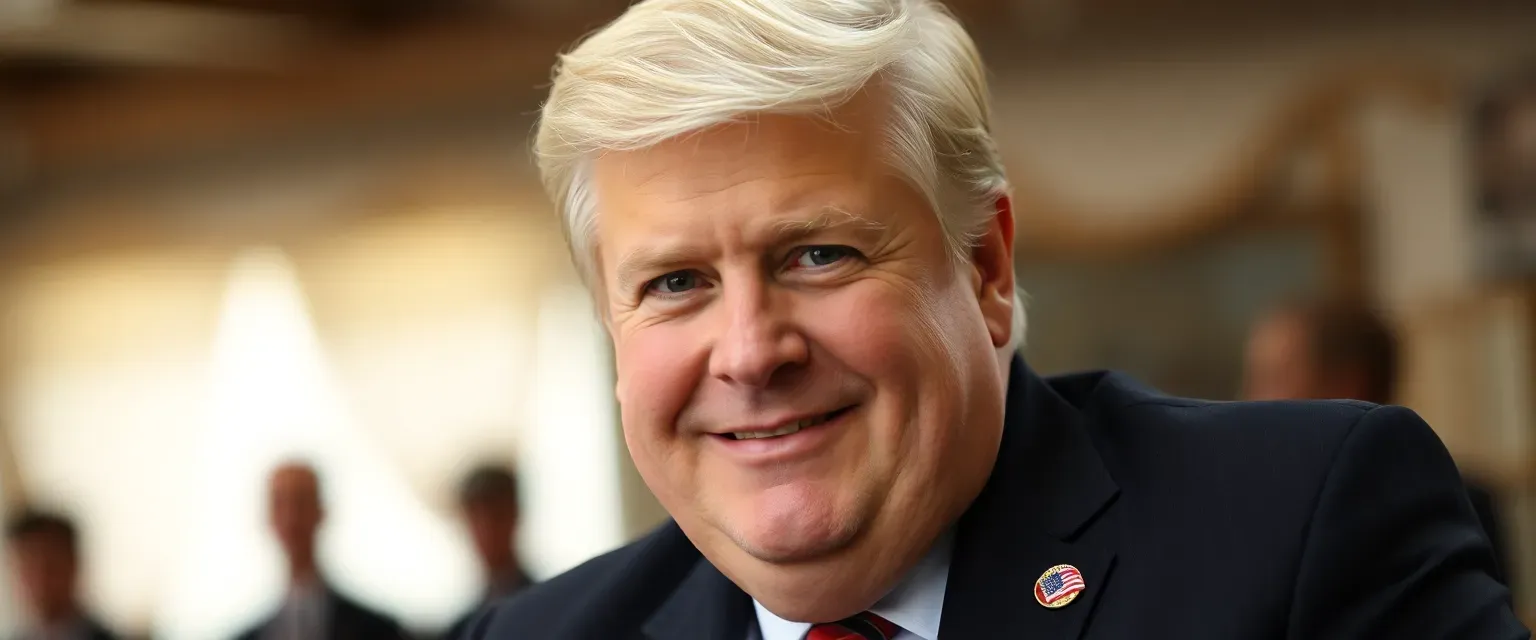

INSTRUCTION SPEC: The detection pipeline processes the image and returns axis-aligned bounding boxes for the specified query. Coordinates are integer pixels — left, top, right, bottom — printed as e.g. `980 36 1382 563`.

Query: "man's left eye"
793 245 858 269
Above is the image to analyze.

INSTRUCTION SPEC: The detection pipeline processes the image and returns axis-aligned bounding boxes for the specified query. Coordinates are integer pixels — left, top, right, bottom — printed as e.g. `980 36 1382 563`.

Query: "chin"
728 490 862 564
735 529 853 564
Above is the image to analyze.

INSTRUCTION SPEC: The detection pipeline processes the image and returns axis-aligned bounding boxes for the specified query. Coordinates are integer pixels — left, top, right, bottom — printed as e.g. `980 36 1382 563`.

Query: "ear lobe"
972 196 1017 348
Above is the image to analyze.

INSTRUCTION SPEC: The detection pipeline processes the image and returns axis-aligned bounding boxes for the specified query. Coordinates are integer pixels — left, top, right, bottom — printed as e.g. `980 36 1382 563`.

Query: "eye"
646 270 704 295
792 245 859 269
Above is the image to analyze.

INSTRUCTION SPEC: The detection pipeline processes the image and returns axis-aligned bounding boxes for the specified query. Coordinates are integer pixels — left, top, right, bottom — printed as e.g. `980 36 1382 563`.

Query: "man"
470 0 1527 637
443 465 532 640
1242 299 1399 406
235 462 404 640
1244 298 1512 585
5 509 118 640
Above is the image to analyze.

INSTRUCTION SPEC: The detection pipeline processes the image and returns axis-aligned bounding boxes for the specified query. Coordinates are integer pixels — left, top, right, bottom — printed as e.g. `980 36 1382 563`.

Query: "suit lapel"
643 556 755 640
939 357 1120 640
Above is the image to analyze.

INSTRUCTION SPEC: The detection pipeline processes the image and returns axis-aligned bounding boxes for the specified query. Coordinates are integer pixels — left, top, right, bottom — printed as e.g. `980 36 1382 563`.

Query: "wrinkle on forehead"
592 92 898 294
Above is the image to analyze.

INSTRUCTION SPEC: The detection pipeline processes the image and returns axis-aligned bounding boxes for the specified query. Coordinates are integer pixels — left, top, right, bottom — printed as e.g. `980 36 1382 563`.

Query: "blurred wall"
0 130 632 636
986 11 1536 408
984 8 1536 611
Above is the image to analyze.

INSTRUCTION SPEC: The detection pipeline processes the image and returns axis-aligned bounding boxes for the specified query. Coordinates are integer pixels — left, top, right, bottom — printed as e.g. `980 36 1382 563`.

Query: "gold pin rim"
1034 564 1085 609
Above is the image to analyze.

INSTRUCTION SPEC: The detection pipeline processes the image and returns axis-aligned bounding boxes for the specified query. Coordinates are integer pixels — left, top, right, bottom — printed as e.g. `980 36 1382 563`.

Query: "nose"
708 278 809 388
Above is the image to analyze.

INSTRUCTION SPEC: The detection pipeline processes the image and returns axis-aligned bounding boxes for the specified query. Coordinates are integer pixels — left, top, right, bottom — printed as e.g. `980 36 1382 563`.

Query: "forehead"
589 98 891 228
599 109 881 188
271 466 318 493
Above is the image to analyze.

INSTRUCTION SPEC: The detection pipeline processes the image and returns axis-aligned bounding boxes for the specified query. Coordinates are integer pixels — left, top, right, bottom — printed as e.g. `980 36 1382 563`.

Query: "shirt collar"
753 530 953 640
286 580 327 603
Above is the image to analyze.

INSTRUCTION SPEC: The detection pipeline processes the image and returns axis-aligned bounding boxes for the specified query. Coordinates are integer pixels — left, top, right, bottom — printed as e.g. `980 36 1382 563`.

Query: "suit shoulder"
233 625 261 640
332 591 402 633
1050 371 1396 506
1063 370 1378 445
470 521 700 638
87 618 122 640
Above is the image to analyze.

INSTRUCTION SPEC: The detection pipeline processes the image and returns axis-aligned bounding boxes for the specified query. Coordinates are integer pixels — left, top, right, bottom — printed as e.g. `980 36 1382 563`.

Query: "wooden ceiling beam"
7 14 606 180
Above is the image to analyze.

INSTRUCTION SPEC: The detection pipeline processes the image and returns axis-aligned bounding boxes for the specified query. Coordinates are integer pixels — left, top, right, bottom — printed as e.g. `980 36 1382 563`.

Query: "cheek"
614 323 708 466
803 278 991 459
802 277 980 377
798 289 914 373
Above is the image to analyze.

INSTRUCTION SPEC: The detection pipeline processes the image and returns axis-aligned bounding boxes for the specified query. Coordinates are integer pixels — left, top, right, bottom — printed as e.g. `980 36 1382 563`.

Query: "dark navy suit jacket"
234 587 404 640
468 357 1528 639
12 615 119 640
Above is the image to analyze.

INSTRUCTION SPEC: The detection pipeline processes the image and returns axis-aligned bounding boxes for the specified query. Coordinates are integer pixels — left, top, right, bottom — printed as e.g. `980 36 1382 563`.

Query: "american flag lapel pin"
1034 564 1086 609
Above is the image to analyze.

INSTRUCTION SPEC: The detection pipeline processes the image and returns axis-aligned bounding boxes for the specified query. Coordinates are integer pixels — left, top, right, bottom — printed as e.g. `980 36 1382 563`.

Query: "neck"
485 554 519 577
288 555 320 587
36 602 81 627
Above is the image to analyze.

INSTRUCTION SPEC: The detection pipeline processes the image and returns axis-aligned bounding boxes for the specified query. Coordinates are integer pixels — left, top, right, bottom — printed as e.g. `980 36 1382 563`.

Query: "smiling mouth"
725 406 854 440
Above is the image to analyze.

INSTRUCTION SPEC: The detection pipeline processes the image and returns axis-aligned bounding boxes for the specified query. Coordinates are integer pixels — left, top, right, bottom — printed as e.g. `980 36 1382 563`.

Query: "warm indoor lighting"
156 247 474 639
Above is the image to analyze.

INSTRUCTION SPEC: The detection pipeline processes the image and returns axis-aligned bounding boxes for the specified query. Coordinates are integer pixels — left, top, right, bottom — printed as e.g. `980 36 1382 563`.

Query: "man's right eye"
647 271 702 295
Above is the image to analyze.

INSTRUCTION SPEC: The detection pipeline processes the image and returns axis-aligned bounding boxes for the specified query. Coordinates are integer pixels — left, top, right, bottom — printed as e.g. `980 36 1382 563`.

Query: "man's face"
1242 313 1318 401
268 465 323 558
9 534 77 622
591 97 1015 617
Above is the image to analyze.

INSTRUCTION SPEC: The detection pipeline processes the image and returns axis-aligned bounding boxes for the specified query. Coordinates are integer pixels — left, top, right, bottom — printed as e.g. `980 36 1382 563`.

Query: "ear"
971 195 1016 348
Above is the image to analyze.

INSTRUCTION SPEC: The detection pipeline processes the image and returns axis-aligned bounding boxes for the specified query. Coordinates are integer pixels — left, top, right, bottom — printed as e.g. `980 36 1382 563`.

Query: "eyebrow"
769 207 885 237
614 245 699 294
613 207 886 293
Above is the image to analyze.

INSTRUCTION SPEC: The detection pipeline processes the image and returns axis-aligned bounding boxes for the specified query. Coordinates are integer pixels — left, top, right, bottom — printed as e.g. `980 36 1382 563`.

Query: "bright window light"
156 247 475 639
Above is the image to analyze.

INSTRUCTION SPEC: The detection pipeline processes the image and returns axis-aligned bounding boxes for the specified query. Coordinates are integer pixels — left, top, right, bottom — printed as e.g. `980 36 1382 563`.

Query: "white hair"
534 0 1026 349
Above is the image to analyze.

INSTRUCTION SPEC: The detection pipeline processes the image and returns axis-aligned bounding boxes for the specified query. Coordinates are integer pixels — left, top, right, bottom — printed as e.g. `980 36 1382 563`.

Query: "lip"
706 405 856 465
711 408 846 437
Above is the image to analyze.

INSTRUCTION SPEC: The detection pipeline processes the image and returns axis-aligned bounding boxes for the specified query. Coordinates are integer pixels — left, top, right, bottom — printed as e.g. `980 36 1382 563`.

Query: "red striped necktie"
805 612 901 640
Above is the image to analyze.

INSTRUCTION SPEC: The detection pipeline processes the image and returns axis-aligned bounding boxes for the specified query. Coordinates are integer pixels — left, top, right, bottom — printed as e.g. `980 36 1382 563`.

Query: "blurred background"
0 0 1533 637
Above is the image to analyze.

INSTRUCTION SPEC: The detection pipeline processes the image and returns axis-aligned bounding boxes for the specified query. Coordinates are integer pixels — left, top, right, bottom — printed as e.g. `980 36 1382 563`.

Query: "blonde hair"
534 0 1025 348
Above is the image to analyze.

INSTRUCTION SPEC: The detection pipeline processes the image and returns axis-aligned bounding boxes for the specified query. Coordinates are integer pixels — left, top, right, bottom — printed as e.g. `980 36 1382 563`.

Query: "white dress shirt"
752 531 952 640
263 582 330 640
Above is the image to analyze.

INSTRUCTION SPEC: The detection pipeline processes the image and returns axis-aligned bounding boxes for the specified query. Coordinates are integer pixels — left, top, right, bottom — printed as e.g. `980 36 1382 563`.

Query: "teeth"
732 424 800 440
731 413 833 440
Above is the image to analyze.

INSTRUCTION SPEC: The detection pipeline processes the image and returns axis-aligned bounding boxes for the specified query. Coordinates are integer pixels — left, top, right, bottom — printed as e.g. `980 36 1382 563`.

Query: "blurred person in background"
1243 297 1511 585
5 509 119 640
443 464 532 640
466 0 1523 638
235 461 405 640
1242 298 1399 405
